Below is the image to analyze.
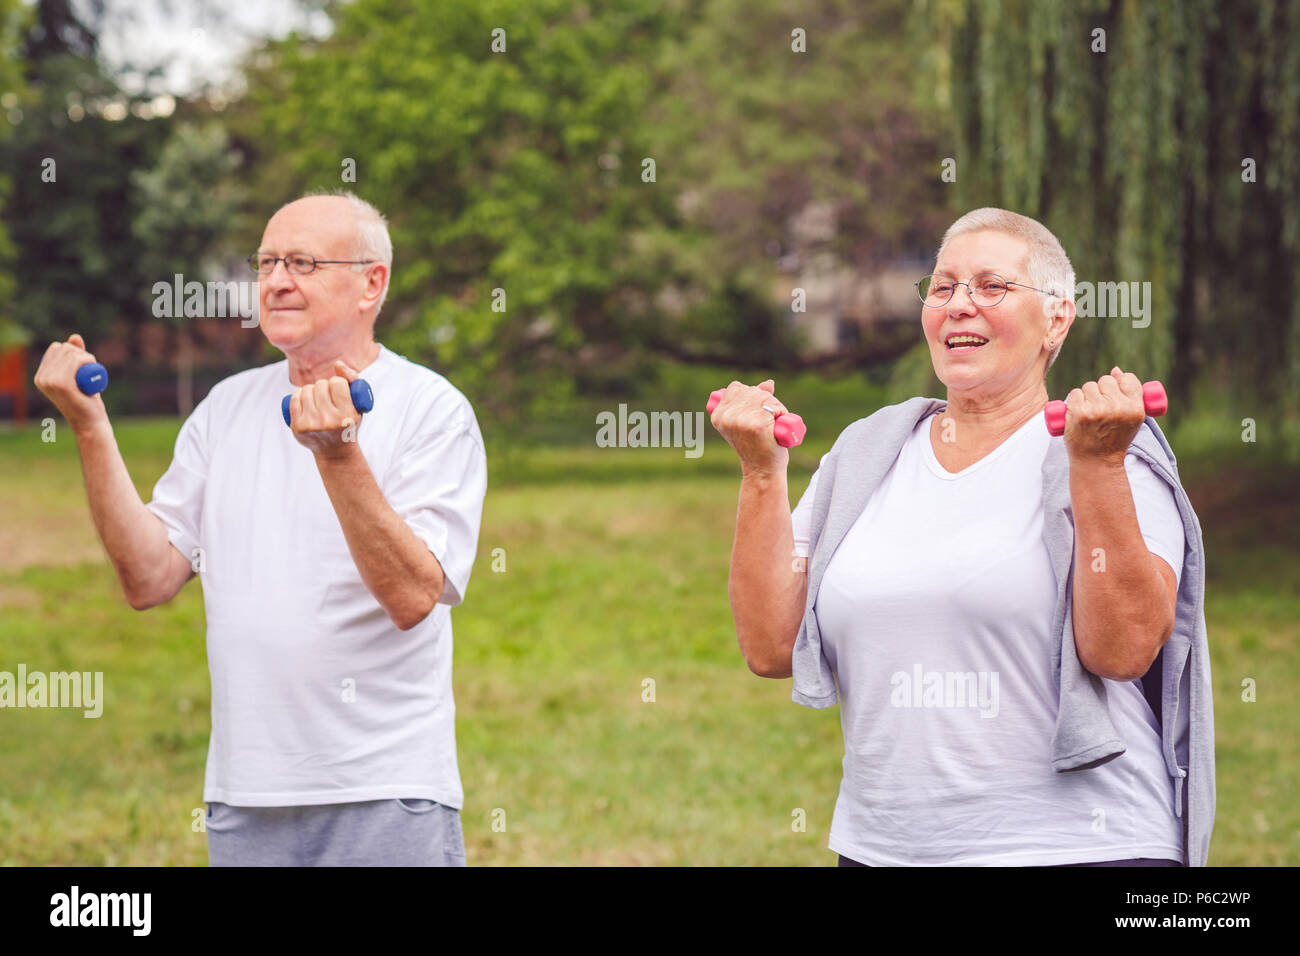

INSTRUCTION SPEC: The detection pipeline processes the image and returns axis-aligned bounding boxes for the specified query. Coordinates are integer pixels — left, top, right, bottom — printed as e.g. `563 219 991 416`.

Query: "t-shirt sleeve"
145 397 211 565
385 399 487 608
1125 452 1185 589
791 459 826 559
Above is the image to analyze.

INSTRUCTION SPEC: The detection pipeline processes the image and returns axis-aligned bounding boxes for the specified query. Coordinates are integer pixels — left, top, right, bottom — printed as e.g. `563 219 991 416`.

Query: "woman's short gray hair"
935 207 1074 369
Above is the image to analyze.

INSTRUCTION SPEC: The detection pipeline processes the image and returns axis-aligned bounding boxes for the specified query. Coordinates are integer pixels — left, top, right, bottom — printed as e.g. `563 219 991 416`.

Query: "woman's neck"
941 378 1049 447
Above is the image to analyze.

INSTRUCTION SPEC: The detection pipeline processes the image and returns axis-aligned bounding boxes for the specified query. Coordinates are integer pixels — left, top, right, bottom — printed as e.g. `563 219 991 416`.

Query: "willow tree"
0 0 28 351
913 0 1300 420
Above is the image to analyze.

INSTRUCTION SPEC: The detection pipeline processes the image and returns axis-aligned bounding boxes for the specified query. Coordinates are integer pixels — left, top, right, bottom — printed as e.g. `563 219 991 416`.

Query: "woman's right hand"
709 379 790 478
33 333 109 434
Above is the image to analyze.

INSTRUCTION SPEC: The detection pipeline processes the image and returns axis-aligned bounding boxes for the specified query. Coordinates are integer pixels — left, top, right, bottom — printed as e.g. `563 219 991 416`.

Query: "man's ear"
361 263 388 309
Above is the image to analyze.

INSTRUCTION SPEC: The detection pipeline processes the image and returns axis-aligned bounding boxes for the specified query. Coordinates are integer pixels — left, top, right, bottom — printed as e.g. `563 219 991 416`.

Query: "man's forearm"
1069 458 1174 680
74 421 181 605
314 444 446 630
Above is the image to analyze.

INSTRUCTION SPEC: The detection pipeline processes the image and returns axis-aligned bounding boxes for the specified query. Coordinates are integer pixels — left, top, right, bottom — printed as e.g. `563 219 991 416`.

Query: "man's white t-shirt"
791 409 1186 865
146 344 486 809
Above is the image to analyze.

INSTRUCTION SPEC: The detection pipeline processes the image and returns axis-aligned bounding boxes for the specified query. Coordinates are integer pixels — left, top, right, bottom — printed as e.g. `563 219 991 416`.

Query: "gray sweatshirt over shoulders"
790 396 1216 866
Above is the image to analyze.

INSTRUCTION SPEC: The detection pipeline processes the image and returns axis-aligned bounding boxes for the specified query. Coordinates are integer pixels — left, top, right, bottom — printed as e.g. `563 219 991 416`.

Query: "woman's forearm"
728 470 808 678
1069 458 1175 681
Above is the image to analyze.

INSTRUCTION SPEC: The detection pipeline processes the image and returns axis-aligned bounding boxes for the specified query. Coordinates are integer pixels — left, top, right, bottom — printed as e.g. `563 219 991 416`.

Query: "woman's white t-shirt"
791 409 1186 866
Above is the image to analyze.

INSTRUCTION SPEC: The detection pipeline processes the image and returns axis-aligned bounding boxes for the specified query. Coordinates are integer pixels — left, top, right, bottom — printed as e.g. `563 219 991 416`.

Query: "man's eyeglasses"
916 272 1058 308
249 253 376 275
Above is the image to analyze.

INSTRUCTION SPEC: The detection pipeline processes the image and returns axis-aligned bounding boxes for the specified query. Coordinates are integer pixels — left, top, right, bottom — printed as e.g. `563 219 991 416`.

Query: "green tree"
1 0 171 362
0 0 31 349
132 121 245 414
642 0 949 369
239 0 685 424
237 0 944 423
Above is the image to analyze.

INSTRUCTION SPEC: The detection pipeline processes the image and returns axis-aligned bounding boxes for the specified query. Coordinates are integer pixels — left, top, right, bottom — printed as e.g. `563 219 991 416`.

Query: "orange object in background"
0 346 28 424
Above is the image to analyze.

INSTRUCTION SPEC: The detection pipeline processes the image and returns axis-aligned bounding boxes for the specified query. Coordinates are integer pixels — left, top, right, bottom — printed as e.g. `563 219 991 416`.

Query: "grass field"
1 371 1296 865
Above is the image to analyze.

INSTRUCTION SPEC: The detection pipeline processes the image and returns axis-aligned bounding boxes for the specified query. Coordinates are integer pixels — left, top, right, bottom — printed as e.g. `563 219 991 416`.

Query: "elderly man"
34 191 487 866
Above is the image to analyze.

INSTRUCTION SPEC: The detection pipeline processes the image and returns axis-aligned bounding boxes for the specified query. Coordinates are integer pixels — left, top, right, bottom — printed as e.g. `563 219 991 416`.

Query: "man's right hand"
34 333 109 434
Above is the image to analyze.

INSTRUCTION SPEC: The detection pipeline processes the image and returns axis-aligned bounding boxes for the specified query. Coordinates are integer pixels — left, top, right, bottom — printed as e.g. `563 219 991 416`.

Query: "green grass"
0 384 1296 865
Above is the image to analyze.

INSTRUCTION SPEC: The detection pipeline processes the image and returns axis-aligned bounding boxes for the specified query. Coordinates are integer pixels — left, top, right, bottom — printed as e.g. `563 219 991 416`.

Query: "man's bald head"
257 192 393 359
268 192 393 314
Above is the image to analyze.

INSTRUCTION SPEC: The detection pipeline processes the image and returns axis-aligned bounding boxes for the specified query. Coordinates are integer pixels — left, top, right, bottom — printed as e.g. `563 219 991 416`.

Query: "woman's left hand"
1062 366 1147 466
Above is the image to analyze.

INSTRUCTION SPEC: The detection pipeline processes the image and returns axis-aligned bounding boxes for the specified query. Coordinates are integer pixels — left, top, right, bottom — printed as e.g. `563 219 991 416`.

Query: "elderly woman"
710 207 1214 867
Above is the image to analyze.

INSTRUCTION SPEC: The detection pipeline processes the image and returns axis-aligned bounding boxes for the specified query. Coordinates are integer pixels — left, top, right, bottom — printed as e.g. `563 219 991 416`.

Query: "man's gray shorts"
206 798 466 866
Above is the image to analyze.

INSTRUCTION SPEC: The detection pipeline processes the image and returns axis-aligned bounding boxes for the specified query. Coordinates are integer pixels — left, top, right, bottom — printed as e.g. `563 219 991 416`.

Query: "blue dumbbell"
281 379 375 426
75 363 109 395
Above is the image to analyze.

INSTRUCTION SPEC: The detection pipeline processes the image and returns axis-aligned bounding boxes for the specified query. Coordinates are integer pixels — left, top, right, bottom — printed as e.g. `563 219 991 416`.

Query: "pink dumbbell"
1044 380 1168 436
707 389 807 448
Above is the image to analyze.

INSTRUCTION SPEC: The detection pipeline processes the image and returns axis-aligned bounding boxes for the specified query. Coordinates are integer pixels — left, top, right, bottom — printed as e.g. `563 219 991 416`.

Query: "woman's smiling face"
922 229 1056 402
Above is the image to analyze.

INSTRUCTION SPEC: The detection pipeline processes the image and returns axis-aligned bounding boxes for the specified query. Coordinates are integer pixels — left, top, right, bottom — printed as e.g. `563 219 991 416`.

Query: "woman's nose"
946 286 978 315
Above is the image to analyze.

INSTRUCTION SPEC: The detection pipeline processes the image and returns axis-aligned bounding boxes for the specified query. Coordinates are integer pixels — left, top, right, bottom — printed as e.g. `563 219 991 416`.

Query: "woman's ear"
1050 296 1076 344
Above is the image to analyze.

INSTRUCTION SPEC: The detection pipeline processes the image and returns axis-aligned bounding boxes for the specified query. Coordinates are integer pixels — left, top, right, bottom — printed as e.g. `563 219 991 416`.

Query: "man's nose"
263 262 297 292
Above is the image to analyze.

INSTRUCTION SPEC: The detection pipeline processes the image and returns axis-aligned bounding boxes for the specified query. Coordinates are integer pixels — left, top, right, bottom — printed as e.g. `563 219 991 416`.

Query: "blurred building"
774 201 929 355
